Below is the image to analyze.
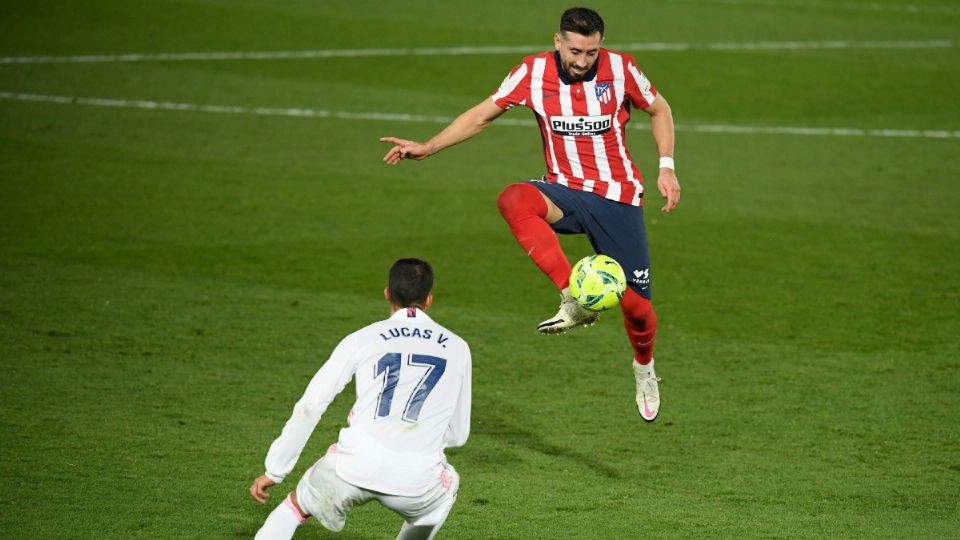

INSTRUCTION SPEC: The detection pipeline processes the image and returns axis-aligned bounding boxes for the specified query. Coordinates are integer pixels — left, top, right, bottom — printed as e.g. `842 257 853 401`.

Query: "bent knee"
497 183 547 219
284 491 311 525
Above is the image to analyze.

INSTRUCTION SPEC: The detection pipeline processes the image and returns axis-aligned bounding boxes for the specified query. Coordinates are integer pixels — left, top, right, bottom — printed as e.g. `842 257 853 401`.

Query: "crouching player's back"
334 303 470 498
250 258 471 540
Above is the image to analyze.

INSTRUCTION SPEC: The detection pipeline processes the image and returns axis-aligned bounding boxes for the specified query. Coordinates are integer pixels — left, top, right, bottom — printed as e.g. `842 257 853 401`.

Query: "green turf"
2 1 959 538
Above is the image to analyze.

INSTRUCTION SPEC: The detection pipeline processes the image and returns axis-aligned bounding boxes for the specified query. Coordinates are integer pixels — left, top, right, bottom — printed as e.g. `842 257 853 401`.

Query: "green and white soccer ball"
569 254 627 312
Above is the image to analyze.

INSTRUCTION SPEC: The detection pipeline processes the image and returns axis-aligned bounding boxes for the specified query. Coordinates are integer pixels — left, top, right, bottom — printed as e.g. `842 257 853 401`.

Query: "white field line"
683 0 960 15
0 39 954 64
2 91 958 140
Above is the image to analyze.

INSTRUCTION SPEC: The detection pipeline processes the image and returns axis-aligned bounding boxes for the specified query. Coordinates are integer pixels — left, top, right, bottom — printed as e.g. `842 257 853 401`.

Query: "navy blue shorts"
530 180 652 299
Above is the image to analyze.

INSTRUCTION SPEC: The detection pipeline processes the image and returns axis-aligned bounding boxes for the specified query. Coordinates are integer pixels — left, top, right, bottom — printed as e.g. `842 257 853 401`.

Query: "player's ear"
554 32 562 50
423 293 433 310
384 287 391 302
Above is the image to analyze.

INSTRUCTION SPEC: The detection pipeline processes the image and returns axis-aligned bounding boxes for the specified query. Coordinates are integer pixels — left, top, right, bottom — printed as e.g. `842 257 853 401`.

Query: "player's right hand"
249 474 276 504
380 137 431 164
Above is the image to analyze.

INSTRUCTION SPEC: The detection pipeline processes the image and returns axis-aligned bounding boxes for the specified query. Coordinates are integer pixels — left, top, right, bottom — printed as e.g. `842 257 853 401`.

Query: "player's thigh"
583 200 652 298
378 463 460 528
296 449 371 532
528 181 588 234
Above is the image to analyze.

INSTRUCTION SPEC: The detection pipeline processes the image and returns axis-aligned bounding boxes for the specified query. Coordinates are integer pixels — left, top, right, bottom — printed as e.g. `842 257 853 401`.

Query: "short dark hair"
388 258 434 308
560 7 605 38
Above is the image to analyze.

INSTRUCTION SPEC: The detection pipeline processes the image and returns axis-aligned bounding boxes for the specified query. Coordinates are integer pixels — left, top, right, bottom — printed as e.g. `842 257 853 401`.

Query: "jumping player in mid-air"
380 7 681 422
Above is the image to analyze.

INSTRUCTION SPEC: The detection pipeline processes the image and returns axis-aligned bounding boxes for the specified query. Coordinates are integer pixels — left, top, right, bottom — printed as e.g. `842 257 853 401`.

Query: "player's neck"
389 304 426 315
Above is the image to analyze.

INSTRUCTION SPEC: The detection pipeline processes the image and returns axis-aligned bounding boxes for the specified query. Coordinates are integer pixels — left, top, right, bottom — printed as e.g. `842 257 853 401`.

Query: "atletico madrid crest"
595 82 612 104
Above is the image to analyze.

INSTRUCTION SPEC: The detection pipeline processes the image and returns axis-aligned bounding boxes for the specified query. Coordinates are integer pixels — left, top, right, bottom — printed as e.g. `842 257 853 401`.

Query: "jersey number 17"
374 353 447 423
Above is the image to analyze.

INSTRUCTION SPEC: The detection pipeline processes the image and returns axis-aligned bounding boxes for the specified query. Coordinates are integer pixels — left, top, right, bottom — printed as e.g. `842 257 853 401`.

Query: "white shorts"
295 446 460 533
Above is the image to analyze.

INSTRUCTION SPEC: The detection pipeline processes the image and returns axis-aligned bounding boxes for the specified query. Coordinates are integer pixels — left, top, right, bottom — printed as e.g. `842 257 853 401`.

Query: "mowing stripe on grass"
0 39 954 64
2 91 958 140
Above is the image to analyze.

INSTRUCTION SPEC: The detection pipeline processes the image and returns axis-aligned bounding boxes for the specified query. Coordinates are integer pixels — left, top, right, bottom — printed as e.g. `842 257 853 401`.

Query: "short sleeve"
623 54 658 109
491 61 531 110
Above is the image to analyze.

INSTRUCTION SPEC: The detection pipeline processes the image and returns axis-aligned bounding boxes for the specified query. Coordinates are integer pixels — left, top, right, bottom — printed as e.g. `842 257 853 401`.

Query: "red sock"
497 183 571 289
621 288 657 364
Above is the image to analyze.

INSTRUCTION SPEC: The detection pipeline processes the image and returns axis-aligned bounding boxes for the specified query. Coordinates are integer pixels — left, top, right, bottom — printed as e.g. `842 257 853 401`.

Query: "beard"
563 60 591 82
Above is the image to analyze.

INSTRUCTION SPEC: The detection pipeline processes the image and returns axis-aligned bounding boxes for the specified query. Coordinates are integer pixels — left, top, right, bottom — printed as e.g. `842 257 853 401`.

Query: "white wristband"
659 156 675 170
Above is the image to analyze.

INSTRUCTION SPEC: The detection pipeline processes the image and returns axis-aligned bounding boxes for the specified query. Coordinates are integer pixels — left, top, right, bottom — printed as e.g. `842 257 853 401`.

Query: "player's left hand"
657 168 681 213
250 475 276 504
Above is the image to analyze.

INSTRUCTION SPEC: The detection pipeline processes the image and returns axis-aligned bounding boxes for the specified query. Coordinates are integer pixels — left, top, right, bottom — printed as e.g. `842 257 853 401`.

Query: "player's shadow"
475 404 621 479
232 525 380 539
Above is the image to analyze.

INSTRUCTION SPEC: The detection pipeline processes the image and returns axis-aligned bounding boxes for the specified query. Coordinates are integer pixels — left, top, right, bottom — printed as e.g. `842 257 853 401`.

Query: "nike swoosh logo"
642 393 656 419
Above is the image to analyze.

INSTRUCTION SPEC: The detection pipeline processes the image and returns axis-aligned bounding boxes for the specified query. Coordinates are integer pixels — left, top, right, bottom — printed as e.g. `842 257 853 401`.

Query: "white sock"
634 357 656 377
561 287 571 300
397 522 442 540
255 495 307 540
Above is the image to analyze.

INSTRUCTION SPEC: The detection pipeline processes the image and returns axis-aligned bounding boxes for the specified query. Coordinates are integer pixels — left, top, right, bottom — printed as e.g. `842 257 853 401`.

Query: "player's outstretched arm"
645 94 681 212
380 99 505 165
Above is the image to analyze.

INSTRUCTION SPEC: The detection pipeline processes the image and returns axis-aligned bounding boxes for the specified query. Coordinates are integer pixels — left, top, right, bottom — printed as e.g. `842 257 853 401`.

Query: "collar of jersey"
553 50 600 85
389 307 431 320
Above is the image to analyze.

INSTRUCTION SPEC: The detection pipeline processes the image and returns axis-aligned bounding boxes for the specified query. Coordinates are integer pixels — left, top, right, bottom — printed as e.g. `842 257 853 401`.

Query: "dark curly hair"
560 7 605 37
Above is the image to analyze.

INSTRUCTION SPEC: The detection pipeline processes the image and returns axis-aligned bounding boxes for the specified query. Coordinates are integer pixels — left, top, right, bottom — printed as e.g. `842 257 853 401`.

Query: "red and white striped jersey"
491 49 659 206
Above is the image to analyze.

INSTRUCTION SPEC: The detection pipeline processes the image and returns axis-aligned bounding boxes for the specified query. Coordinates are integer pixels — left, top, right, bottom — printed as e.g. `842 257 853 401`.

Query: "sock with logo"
254 493 308 540
497 182 571 289
620 288 657 365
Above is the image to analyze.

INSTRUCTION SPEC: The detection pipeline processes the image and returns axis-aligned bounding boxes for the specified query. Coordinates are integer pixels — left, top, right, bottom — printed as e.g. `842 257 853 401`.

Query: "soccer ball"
569 254 627 311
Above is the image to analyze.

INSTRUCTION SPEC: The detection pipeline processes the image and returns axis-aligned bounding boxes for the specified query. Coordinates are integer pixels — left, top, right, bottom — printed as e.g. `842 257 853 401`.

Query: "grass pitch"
1 1 959 538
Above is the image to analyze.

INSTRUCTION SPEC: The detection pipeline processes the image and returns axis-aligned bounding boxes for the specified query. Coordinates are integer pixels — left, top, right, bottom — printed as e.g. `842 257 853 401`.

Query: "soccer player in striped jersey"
380 7 680 422
250 259 471 539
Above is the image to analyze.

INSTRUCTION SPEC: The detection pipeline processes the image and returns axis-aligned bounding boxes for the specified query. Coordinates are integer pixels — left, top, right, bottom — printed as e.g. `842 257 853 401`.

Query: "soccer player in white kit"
249 258 471 540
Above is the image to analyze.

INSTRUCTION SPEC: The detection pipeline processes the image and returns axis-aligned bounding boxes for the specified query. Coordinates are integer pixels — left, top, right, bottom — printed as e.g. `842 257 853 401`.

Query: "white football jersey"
263 307 471 496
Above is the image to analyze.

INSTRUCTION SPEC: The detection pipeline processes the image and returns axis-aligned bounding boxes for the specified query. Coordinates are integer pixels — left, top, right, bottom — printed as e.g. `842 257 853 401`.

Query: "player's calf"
254 493 309 540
